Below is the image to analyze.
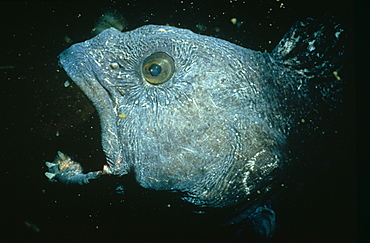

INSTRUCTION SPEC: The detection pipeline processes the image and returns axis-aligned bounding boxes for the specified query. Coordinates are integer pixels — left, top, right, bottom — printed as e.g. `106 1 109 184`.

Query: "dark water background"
0 1 357 242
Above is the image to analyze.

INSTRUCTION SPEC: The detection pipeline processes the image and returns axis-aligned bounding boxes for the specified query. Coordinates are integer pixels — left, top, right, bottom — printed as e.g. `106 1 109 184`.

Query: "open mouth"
45 42 128 184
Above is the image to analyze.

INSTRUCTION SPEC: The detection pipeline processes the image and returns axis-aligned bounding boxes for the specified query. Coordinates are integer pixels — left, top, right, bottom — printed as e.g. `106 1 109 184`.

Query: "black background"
0 1 357 242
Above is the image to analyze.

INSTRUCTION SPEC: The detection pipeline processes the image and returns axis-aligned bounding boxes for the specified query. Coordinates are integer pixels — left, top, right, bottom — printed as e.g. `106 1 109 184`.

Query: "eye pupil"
149 64 162 76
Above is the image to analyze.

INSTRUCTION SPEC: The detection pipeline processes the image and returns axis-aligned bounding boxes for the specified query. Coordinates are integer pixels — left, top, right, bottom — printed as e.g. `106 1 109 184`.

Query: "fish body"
46 16 345 238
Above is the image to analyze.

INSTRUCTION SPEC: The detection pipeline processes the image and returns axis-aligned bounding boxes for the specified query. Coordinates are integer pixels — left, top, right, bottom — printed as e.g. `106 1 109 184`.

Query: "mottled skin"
46 16 344 238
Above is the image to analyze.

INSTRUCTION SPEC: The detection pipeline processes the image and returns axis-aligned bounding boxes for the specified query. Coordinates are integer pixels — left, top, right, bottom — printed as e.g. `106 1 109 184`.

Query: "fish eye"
142 52 174 84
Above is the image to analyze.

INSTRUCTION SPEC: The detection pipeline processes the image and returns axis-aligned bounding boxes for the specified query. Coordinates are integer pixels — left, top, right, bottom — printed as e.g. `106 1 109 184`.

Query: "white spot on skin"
335 31 342 38
170 38 189 44
308 40 315 51
242 171 251 194
110 62 119 69
158 28 173 32
242 149 267 194
247 149 266 171
281 36 300 55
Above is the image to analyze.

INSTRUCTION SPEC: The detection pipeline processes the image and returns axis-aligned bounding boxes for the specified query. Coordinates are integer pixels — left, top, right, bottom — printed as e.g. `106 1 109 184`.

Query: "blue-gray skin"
45 16 344 238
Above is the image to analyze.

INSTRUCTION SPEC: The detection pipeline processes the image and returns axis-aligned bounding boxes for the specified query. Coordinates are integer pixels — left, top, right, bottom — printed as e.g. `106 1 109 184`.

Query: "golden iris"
142 52 174 84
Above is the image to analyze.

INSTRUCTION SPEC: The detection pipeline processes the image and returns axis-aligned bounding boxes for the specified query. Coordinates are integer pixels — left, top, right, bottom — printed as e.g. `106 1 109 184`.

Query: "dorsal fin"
272 15 346 79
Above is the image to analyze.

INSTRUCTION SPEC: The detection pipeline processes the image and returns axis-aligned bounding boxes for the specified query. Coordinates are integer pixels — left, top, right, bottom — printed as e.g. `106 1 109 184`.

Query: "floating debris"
24 220 40 233
0 66 15 69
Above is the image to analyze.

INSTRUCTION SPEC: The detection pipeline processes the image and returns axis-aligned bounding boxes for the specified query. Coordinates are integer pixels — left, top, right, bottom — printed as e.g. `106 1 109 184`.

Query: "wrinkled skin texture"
46 16 344 238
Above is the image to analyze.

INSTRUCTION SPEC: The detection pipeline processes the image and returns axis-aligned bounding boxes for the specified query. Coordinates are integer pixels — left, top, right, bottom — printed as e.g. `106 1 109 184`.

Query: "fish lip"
59 44 123 171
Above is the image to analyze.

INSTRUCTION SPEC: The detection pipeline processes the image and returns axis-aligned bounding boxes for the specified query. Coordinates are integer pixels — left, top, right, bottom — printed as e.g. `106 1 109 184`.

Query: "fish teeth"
45 162 55 168
57 151 68 160
45 172 55 179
